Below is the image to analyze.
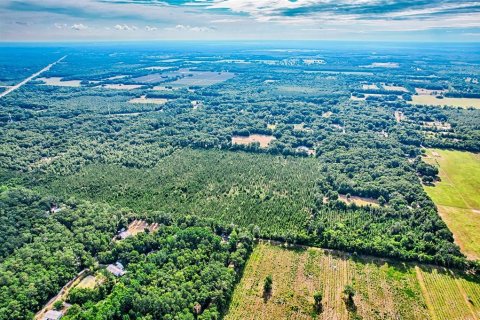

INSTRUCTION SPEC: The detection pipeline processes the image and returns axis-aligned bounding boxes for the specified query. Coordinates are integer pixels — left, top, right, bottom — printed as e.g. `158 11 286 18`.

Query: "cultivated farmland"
226 242 480 320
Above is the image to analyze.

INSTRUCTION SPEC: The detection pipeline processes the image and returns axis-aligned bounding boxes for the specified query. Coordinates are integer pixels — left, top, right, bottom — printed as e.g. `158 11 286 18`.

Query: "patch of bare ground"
232 135 276 148
338 195 380 207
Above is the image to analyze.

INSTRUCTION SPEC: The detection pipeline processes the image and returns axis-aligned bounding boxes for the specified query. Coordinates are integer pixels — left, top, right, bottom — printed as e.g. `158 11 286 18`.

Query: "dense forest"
0 43 479 318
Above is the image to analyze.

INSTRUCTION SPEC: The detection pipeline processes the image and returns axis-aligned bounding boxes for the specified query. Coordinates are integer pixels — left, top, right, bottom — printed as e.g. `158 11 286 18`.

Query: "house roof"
43 310 63 320
106 264 126 277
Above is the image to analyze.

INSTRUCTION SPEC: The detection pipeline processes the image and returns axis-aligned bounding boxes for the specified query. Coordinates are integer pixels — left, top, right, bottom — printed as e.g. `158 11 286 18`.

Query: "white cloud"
145 25 158 31
166 24 213 32
71 23 88 30
54 23 67 29
114 24 138 31
210 18 242 23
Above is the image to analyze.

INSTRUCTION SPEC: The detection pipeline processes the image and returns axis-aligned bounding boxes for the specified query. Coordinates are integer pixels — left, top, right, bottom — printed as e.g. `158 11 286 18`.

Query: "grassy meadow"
226 242 480 320
409 96 480 109
423 149 480 260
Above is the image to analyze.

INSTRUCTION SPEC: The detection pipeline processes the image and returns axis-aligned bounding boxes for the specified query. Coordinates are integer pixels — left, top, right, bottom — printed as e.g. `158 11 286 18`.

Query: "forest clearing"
231 134 276 148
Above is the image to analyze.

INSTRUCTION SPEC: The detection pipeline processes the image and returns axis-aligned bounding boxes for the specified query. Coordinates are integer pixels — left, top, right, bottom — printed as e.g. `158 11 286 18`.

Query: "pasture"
226 242 480 320
409 95 480 108
423 149 480 260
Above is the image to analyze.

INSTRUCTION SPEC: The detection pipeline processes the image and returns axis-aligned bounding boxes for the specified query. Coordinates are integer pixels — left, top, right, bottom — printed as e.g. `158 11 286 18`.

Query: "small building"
106 263 126 277
43 310 63 320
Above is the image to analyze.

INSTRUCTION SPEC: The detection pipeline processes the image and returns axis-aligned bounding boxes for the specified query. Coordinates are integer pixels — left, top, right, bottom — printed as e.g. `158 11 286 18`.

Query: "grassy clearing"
409 96 480 109
423 149 480 260
383 84 408 92
76 275 97 289
226 242 429 320
227 243 480 320
128 95 168 104
37 77 82 87
232 135 276 148
338 194 380 207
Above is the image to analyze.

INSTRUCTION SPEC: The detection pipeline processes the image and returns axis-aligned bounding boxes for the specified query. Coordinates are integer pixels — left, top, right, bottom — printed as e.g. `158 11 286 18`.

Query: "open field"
383 84 408 92
415 88 447 96
409 95 480 108
37 77 82 87
423 149 480 260
134 69 234 86
227 242 480 320
361 62 399 68
232 134 276 148
362 84 378 90
170 71 234 86
128 95 168 104
100 84 143 90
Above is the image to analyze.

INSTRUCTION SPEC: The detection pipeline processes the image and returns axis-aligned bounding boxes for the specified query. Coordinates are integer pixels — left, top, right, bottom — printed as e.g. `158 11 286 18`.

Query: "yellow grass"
232 135 276 148
267 124 276 130
416 266 480 320
227 243 480 320
423 149 480 260
76 275 97 289
226 242 429 320
409 96 480 108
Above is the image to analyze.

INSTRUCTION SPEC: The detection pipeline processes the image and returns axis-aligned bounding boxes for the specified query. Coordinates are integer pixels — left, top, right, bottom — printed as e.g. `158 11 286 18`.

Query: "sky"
1 0 480 42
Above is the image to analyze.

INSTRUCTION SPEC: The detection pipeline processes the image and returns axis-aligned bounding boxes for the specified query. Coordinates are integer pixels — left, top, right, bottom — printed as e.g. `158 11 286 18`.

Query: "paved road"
0 55 67 99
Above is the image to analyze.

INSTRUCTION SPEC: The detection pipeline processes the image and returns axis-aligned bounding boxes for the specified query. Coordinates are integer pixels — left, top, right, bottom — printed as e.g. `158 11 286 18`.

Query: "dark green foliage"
64 224 253 319
264 275 273 293
0 189 127 320
313 291 323 312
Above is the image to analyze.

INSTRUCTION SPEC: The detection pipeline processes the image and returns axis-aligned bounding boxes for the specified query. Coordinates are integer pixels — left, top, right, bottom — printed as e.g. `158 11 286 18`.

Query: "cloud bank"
1 0 479 41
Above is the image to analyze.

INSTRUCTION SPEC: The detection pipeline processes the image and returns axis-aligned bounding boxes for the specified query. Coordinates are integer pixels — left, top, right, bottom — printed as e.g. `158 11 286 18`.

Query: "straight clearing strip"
0 55 66 99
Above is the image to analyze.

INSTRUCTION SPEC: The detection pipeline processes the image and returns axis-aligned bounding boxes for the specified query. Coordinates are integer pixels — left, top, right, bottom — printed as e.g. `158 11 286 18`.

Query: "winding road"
0 55 67 99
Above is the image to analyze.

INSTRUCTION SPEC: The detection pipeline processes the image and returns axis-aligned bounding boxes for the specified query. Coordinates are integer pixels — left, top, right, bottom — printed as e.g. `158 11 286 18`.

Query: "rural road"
0 55 66 99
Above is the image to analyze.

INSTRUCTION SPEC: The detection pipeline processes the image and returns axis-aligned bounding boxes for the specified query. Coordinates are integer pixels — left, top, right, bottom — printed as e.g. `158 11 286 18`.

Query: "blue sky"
1 0 480 41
